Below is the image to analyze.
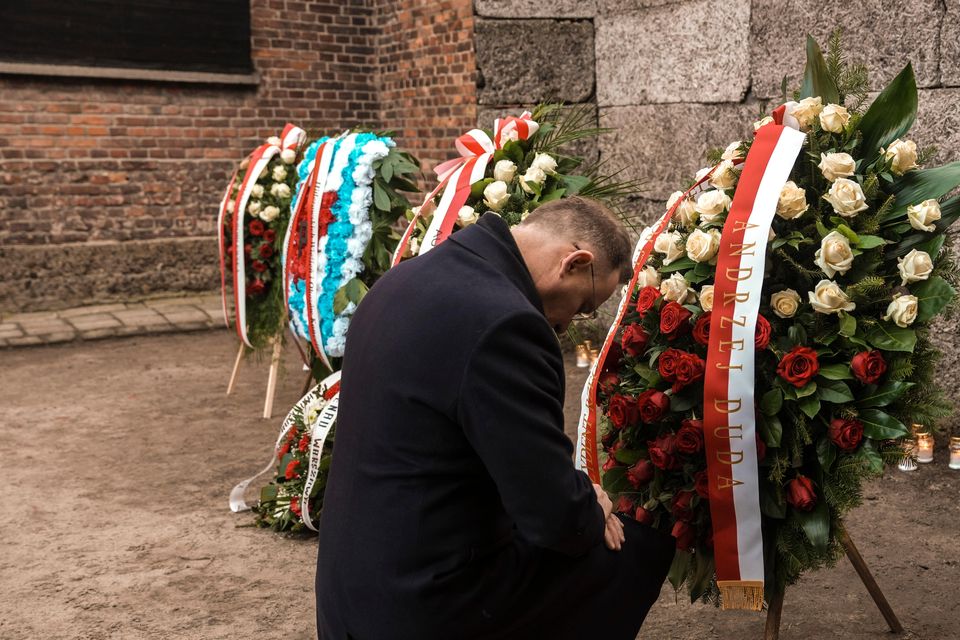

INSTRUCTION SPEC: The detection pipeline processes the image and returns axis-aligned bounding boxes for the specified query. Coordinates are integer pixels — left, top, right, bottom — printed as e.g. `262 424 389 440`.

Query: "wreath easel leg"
262 338 283 419
226 343 244 395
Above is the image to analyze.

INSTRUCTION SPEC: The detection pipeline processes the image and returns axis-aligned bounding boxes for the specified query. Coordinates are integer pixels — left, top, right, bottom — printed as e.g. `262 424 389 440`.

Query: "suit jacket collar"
449 213 544 314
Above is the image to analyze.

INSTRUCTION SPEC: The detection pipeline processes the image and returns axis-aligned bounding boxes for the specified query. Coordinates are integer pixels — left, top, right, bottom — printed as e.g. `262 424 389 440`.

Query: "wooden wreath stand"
764 525 903 639
225 336 286 419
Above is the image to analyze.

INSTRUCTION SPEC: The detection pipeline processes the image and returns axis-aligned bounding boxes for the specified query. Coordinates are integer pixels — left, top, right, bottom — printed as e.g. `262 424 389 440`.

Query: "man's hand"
593 484 625 551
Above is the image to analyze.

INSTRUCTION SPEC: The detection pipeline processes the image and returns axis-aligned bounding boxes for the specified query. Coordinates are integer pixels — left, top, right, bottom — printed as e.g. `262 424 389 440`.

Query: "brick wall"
0 0 476 313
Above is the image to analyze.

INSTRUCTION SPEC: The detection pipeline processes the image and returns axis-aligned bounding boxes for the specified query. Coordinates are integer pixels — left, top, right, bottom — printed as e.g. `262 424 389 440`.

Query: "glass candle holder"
898 438 918 472
949 437 960 470
575 344 590 368
916 432 934 463
589 348 600 366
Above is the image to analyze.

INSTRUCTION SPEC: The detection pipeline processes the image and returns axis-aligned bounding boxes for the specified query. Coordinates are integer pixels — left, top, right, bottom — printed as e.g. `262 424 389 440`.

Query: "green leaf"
859 63 918 161
669 391 698 413
501 140 525 165
796 500 831 549
760 484 787 519
887 162 960 221
817 378 855 404
470 178 494 199
668 550 692 591
760 413 783 448
380 158 394 183
818 363 853 380
798 394 821 419
863 322 916 352
915 234 947 260
689 550 716 602
817 437 837 470
856 381 915 408
373 179 391 212
344 278 368 304
858 408 909 439
760 388 783 416
659 257 697 273
858 439 885 474
787 324 808 346
856 235 886 249
560 173 591 195
796 381 818 398
800 35 840 104
836 224 859 244
838 311 856 338
540 187 565 203
913 275 955 323
613 448 644 465
601 466 628 492
815 219 830 239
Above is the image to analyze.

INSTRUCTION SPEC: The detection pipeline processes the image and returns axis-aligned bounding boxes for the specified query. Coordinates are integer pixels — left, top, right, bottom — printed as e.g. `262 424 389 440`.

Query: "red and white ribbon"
390 111 538 266
703 122 805 610
217 123 306 348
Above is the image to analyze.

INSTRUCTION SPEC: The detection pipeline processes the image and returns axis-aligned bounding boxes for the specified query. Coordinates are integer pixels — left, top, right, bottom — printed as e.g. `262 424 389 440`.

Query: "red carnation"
660 301 693 341
648 433 680 470
828 417 864 452
606 394 639 429
634 506 654 526
626 459 655 488
636 286 662 316
258 243 274 259
693 312 711 346
755 314 772 350
278 442 290 460
657 348 685 382
263 229 276 243
248 279 266 296
676 419 704 454
290 496 302 517
252 259 268 273
298 434 310 453
672 520 696 550
621 324 650 357
694 470 710 499
776 346 820 388
616 495 635 514
598 371 619 395
249 219 265 236
284 459 301 480
672 352 705 392
851 350 887 385
637 389 670 423
785 475 817 511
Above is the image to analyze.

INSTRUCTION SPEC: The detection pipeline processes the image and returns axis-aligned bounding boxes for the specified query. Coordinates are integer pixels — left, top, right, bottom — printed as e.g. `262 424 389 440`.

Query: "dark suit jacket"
316 213 605 639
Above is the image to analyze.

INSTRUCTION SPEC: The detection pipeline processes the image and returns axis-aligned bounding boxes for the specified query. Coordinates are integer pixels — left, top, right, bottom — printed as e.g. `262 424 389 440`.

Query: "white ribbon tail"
301 393 340 531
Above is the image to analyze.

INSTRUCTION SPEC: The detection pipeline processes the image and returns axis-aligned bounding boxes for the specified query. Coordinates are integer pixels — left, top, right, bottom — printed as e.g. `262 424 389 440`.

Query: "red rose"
657 348 684 382
252 260 268 273
249 219 265 236
602 455 620 472
755 314 772 350
851 350 887 385
672 352 705 392
694 470 709 499
671 490 696 523
621 324 650 357
693 312 711 346
244 243 252 256
659 301 693 340
259 243 274 259
776 346 820 388
284 459 301 480
598 371 619 395
298 434 310 453
671 520 696 550
648 433 679 470
263 229 276 243
616 495 634 514
290 496 302 517
636 286 662 316
828 417 864 452
756 432 767 462
785 475 817 511
601 342 623 373
638 389 670 423
601 429 618 450
634 506 654 526
676 419 704 454
626 459 655 488
248 279 266 296
278 442 290 459
606 394 639 429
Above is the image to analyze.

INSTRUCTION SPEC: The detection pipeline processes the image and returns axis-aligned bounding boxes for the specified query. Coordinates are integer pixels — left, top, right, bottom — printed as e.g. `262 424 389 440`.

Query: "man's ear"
563 248 594 274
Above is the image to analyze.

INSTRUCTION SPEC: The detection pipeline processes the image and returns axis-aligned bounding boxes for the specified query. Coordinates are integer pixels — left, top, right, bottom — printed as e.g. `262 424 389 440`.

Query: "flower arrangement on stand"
580 34 960 609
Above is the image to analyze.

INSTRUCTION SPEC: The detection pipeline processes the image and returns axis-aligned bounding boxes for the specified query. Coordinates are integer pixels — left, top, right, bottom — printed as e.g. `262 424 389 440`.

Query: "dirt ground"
1 330 958 639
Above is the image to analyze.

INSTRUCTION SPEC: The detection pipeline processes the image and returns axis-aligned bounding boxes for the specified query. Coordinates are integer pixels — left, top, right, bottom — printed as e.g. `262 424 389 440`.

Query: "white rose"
458 205 478 226
654 231 685 266
776 181 808 220
270 183 292 199
769 227 777 242
483 180 510 211
695 190 732 225
280 148 297 165
898 249 933 286
814 231 855 278
259 166 269 179
754 115 775 131
685 228 721 263
667 190 698 228
722 141 744 160
272 165 287 182
818 152 856 182
251 184 264 198
408 236 420 256
907 199 941 232
771 289 801 318
789 96 824 130
530 153 558 175
695 167 712 182
808 279 856 315
226 200 235 214
883 294 918 327
259 205 280 222
493 159 517 183
660 273 695 303
699 285 715 312
819 104 850 133
267 136 282 147
637 265 661 288
709 159 739 190
247 200 262 216
519 166 547 194
883 138 918 175
824 178 868 218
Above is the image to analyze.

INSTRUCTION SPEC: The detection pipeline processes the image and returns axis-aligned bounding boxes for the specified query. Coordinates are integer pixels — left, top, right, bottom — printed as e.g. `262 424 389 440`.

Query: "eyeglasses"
573 244 598 321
